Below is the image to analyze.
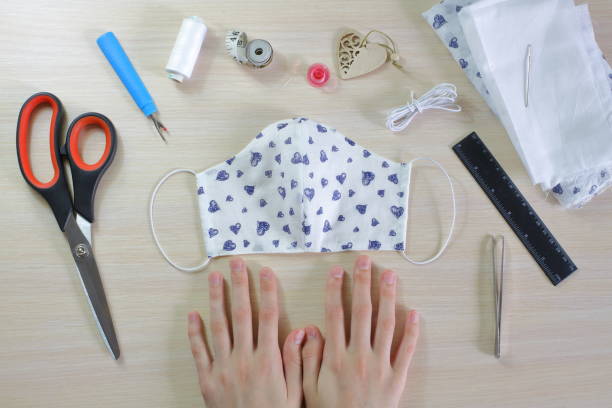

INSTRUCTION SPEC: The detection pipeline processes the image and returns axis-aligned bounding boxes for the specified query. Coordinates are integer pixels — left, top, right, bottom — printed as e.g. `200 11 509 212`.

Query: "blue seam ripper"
97 32 170 143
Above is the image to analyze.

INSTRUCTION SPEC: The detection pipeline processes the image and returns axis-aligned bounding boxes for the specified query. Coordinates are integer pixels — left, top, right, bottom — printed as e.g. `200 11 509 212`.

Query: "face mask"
150 118 456 272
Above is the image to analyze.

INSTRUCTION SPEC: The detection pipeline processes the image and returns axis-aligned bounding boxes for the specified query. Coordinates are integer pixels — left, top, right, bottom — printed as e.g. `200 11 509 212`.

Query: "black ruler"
453 132 577 285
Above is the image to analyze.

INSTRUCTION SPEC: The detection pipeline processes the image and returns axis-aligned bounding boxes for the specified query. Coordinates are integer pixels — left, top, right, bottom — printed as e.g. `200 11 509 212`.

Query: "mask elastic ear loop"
149 169 211 272
400 158 456 265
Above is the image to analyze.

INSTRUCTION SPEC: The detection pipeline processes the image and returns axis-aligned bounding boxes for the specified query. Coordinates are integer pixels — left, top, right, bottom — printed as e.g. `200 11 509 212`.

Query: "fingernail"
260 268 272 280
306 326 317 339
294 329 305 344
383 270 396 285
409 310 419 323
188 311 199 322
209 273 221 286
330 266 343 279
358 256 371 270
230 258 243 273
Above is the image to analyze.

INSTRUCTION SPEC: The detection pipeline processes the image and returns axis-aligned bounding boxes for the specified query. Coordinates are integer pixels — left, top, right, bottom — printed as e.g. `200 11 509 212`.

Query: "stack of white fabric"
424 0 612 208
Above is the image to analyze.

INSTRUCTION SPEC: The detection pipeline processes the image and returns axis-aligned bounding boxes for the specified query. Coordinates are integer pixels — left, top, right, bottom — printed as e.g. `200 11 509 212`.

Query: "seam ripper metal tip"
97 32 170 143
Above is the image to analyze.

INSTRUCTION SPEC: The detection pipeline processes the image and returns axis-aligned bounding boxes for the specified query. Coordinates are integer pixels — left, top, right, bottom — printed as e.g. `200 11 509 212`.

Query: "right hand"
301 255 420 408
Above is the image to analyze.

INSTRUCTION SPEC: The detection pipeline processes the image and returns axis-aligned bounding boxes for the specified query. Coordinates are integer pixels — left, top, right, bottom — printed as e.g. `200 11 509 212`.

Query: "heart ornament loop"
336 29 403 80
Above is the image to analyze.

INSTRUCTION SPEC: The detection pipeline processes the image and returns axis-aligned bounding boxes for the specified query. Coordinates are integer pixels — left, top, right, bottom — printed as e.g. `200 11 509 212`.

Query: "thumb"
282 328 306 407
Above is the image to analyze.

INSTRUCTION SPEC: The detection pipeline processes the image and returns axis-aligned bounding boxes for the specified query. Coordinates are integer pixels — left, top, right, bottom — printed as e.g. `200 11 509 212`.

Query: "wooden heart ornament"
336 29 389 80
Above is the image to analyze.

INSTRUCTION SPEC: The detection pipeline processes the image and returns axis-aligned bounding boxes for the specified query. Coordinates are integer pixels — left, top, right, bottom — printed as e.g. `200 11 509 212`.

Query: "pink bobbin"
307 63 330 88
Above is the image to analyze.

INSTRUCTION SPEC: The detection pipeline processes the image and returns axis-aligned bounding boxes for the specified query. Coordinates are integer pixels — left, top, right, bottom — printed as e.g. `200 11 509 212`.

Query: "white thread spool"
166 16 207 83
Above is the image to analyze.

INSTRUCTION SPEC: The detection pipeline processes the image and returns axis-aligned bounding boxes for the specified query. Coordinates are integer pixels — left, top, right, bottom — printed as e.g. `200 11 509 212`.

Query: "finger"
374 269 397 358
350 255 372 351
393 310 420 383
325 265 346 352
230 257 253 352
257 267 279 350
283 328 306 406
188 311 212 377
208 271 231 357
302 325 324 398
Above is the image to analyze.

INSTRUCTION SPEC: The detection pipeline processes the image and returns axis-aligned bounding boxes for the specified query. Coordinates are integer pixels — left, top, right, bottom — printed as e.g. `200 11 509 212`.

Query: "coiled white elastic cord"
149 169 211 273
386 83 462 132
401 158 456 265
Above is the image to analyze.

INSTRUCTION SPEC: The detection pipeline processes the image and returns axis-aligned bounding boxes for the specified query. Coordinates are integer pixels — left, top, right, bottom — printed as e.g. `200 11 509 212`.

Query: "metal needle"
525 44 532 108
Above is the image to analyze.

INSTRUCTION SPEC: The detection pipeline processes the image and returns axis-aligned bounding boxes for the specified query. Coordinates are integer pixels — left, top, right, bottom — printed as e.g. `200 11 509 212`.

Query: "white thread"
149 169 211 272
166 17 207 83
400 158 456 265
386 83 462 132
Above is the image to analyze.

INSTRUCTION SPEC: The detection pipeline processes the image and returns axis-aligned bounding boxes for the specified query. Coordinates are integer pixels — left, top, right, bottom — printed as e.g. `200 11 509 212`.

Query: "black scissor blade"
63 214 120 359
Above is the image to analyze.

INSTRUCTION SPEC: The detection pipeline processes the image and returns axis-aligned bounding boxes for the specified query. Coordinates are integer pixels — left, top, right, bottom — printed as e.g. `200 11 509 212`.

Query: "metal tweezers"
491 235 505 359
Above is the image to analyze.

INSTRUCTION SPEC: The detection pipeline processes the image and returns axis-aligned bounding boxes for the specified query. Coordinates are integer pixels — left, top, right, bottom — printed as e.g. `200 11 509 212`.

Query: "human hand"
187 257 304 408
302 255 420 408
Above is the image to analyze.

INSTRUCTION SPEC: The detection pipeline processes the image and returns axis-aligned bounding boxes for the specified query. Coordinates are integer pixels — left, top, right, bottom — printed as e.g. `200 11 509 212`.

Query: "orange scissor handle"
16 93 73 230
65 113 117 223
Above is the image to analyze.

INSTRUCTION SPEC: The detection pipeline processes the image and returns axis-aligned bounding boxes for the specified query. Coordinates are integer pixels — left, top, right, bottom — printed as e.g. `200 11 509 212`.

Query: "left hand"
187 257 304 408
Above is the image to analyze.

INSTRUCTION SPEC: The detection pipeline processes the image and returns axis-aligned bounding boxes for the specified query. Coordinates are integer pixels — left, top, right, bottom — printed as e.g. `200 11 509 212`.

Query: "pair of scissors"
16 92 120 360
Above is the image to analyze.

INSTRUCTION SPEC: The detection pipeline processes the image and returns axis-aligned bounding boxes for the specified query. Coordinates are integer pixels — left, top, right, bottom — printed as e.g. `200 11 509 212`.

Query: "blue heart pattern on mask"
362 171 375 186
291 152 302 164
251 152 262 167
432 14 446 29
230 223 241 235
336 173 347 184
257 221 270 236
223 240 236 251
208 200 220 212
216 170 229 181
390 206 404 218
304 188 315 201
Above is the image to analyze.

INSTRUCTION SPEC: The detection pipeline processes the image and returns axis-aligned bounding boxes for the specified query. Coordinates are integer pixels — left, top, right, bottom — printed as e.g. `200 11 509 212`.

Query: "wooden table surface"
1 0 611 407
